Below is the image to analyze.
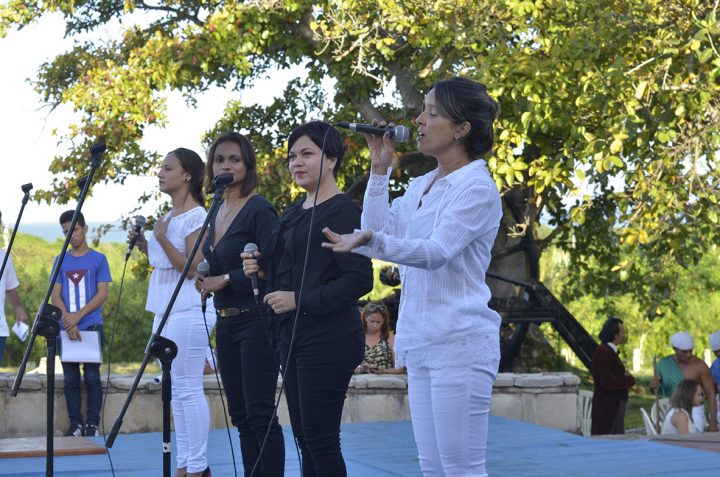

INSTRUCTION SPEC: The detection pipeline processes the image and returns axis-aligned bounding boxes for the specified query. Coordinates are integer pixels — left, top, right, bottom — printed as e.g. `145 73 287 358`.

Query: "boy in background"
51 211 111 437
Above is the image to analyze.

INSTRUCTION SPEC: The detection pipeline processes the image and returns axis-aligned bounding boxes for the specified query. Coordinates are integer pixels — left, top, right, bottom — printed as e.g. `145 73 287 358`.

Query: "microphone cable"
248 126 333 477
99 255 132 477
200 300 239 477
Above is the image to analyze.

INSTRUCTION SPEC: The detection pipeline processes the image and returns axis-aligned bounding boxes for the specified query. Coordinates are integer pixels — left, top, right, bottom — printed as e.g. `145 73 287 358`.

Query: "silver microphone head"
391 125 410 143
197 260 210 277
244 243 258 254
133 215 147 228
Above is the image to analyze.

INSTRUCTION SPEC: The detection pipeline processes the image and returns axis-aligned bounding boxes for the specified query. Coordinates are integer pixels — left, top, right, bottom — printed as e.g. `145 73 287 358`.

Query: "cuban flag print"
65 269 88 312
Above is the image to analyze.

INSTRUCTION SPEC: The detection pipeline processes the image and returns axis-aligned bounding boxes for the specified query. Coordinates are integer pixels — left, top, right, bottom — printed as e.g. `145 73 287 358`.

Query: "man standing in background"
591 317 635 435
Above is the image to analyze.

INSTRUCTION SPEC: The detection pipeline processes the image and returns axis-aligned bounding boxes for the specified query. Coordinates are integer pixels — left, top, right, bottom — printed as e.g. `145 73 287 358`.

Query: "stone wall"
0 372 578 437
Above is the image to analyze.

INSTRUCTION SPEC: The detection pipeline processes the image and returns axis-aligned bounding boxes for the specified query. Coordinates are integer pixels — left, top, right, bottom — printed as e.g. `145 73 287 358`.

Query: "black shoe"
66 424 84 437
84 424 100 437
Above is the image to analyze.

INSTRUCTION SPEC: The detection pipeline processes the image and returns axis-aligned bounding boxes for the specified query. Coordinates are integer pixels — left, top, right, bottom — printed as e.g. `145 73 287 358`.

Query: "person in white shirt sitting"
662 379 703 434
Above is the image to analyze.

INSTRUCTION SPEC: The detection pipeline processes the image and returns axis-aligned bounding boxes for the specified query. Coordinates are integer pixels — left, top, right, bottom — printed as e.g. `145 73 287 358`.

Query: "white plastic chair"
650 397 670 428
640 408 658 435
578 390 593 436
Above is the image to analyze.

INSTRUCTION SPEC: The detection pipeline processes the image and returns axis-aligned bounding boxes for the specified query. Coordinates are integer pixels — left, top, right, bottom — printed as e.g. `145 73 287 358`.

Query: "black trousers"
216 310 285 477
280 329 364 477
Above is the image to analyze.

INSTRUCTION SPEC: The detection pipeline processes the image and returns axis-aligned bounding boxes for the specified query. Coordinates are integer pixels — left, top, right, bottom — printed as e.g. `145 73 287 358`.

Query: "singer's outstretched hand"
321 227 372 253
367 119 397 175
240 250 267 279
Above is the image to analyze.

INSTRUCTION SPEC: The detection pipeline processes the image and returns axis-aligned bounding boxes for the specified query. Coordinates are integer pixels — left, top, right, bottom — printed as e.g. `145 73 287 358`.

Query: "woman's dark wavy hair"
169 147 205 206
205 132 258 197
598 317 624 344
288 121 346 176
431 76 500 159
670 379 700 420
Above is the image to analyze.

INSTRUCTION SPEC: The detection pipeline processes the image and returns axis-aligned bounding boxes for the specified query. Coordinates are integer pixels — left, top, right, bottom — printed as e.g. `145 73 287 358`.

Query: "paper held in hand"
12 321 29 341
60 330 102 363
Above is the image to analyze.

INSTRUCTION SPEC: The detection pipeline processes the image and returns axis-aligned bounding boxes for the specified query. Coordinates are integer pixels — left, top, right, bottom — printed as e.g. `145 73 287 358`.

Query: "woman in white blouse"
129 148 213 477
323 77 502 476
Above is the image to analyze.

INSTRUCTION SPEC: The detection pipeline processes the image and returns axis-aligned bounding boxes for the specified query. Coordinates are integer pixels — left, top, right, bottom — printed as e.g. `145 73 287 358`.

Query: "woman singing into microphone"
128 148 213 477
322 77 503 477
194 132 284 477
242 121 373 477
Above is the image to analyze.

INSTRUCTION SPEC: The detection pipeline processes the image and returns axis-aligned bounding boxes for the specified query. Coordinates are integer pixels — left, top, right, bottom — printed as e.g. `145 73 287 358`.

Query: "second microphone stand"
105 173 233 477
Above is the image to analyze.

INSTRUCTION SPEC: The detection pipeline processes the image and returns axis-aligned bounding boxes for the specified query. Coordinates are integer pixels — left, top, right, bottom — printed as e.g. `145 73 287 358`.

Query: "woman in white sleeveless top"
662 379 702 434
129 148 213 477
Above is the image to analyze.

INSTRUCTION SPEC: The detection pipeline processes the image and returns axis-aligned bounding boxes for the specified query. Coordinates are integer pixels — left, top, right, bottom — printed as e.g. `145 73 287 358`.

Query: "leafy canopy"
2 0 719 316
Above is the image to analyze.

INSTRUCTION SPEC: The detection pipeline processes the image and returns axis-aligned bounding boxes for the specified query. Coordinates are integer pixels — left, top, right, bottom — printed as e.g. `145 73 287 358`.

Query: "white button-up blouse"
356 160 502 369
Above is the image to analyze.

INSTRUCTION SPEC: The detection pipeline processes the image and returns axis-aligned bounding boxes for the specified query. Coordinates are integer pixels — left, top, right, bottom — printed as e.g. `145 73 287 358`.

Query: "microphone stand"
0 183 33 282
10 142 107 477
105 173 233 477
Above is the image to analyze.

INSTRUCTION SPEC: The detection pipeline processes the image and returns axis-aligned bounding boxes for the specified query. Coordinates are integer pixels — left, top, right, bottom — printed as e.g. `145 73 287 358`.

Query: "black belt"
216 307 253 317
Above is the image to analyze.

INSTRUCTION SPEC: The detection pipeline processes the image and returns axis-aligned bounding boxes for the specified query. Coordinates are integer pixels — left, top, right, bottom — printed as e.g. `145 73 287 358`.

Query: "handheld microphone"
335 122 410 143
125 215 147 260
243 243 260 300
197 260 211 314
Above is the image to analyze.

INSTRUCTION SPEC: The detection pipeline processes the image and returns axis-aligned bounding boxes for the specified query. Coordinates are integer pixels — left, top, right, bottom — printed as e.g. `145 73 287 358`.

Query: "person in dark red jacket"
591 317 636 435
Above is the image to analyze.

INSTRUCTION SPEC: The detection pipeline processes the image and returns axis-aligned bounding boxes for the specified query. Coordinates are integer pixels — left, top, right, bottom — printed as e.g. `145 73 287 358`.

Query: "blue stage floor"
2 416 720 476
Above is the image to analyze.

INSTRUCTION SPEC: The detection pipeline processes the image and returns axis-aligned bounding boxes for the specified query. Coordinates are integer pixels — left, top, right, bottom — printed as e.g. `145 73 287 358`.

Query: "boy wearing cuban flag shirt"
51 210 112 438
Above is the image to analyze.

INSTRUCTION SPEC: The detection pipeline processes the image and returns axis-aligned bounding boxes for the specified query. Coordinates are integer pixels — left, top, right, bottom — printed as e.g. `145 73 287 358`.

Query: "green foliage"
3 232 153 365
1 0 719 319
544 242 720 368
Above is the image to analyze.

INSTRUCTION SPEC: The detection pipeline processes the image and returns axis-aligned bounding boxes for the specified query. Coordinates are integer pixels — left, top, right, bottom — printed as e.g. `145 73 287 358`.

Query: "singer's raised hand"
367 119 397 175
321 227 372 253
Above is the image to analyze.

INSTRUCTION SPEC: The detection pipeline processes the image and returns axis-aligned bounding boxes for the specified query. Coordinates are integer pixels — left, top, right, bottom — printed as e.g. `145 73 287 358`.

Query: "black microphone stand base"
35 304 62 477
150 335 178 477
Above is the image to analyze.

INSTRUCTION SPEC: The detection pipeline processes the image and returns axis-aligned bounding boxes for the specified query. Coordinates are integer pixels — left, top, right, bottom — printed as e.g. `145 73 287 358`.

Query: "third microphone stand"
105 172 233 477
0 183 33 282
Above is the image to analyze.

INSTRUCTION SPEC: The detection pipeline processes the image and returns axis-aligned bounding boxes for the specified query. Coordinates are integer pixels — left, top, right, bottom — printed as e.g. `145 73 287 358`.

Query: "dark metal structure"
487 272 598 371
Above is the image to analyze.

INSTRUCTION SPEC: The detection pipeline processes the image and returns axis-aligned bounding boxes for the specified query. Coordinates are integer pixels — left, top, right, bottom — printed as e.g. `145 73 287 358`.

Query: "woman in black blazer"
242 121 373 477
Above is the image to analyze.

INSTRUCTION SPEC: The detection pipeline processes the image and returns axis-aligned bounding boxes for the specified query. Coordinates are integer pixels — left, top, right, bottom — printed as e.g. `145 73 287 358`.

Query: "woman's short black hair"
288 121 346 176
598 317 624 344
205 132 258 197
431 76 500 159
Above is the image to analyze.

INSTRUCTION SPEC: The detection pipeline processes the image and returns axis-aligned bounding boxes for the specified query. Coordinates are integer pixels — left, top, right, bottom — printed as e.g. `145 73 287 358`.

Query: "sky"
0 12 302 227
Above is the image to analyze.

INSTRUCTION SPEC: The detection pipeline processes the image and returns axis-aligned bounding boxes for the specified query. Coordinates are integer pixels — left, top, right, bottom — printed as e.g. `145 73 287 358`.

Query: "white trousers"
154 309 213 473
407 360 499 477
